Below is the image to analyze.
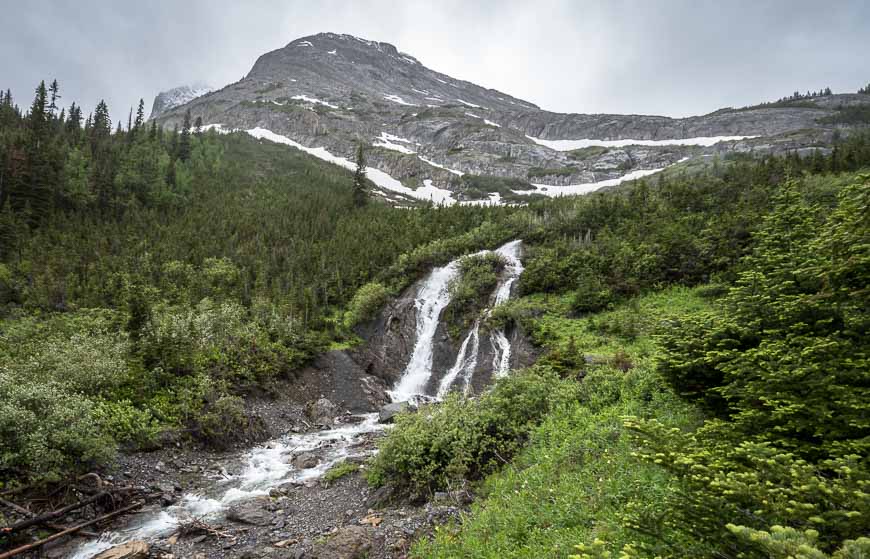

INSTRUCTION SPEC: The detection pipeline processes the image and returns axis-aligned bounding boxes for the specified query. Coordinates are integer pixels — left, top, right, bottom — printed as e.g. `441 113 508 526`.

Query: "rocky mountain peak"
152 32 870 207
150 82 213 119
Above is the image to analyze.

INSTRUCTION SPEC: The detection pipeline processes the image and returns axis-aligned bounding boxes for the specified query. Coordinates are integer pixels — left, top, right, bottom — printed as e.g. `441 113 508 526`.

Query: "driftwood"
0 500 143 559
0 489 126 535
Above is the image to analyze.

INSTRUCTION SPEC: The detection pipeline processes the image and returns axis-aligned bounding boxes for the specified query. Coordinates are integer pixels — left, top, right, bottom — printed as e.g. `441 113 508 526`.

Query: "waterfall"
436 319 480 398
421 240 525 399
490 240 525 377
388 261 461 402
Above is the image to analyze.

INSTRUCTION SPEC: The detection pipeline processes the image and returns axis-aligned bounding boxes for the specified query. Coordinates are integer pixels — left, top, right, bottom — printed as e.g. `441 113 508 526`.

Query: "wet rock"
292 451 321 469
227 496 275 526
93 541 149 559
310 525 373 559
378 402 409 423
305 398 338 426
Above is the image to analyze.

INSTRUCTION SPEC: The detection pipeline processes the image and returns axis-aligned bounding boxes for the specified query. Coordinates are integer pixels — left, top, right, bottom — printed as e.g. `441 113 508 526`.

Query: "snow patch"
290 95 339 109
435 78 448 84
526 135 758 151
419 156 464 176
374 132 417 154
296 40 313 47
245 127 455 205
484 119 501 128
456 99 484 109
383 94 417 106
465 112 482 119
327 49 337 55
459 192 503 206
515 166 676 197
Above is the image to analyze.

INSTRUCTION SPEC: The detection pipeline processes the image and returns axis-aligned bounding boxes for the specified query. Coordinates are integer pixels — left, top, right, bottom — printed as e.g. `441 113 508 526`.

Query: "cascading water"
489 240 525 377
394 240 524 401
72 240 523 558
70 414 384 558
388 261 461 401
436 319 480 398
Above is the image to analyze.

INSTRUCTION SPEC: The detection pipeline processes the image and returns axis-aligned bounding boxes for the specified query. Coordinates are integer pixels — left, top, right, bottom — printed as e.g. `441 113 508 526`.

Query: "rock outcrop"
152 32 870 205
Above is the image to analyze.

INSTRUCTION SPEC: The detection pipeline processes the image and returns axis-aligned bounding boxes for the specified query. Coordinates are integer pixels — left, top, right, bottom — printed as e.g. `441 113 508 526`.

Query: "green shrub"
443 252 506 337
368 367 580 497
323 461 360 484
92 399 161 448
527 166 577 179
343 282 389 328
195 394 256 448
0 375 114 482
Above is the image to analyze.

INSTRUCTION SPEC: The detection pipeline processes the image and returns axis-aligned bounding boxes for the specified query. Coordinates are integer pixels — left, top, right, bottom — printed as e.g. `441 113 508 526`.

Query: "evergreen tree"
134 99 145 130
48 79 60 118
178 110 192 162
352 143 368 208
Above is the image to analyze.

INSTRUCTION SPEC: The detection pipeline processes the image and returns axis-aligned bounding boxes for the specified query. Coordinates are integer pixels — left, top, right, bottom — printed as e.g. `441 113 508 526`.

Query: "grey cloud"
2 0 868 121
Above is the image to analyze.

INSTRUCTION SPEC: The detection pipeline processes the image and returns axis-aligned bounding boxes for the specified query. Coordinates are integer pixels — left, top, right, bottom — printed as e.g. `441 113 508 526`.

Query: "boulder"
226 496 274 526
378 402 409 423
93 541 149 559
311 525 373 559
292 451 321 469
305 398 338 426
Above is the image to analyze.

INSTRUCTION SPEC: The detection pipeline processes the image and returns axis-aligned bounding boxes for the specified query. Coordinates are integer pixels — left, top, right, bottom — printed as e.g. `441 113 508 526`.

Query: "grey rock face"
153 32 869 203
150 83 213 119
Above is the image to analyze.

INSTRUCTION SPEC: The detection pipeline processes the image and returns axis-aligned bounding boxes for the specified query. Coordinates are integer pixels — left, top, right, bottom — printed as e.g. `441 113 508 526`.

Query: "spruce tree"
134 99 145 129
352 143 368 208
178 110 192 162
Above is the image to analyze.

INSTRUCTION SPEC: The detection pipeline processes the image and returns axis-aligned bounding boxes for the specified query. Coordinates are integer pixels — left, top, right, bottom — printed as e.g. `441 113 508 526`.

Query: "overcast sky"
3 0 869 120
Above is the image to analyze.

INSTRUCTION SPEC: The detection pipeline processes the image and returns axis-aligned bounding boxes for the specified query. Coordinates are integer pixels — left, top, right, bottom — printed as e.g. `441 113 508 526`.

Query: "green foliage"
368 367 582 498
343 282 389 328
527 166 576 178
819 105 870 125
659 178 870 458
567 146 609 161
323 460 360 484
415 290 705 558
195 394 256 449
456 174 534 201
444 253 506 337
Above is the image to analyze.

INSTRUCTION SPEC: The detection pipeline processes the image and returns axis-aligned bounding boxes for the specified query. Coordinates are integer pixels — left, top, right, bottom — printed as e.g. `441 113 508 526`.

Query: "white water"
427 240 525 399
490 240 525 377
71 414 384 559
73 242 524 557
389 261 462 401
436 319 481 398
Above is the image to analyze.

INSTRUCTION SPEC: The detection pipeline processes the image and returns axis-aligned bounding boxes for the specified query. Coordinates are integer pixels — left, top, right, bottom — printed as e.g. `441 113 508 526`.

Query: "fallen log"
1 491 112 535
0 500 143 559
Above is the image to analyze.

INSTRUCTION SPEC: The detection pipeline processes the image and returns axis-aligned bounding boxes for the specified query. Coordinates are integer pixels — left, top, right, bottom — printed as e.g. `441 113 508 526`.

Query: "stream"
70 240 523 558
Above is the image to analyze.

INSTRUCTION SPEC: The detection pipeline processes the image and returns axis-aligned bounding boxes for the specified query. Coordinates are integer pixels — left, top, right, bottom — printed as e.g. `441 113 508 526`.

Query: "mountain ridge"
152 32 869 204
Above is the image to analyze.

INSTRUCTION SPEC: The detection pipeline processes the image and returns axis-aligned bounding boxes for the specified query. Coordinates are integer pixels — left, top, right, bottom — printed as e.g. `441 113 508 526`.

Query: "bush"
195 394 259 449
443 253 506 337
367 367 580 497
0 374 114 482
343 282 389 328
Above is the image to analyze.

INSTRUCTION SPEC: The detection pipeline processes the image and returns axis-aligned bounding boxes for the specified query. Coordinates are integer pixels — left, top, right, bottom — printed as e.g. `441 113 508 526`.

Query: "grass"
413 287 709 558
323 461 360 484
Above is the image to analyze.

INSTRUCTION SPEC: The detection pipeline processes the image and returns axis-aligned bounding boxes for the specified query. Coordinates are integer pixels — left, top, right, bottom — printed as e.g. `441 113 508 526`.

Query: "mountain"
149 82 213 119
152 32 870 204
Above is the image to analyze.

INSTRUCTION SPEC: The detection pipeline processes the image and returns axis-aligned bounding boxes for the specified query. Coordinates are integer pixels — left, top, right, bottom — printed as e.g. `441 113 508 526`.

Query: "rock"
227 496 274 526
93 541 149 559
305 398 338 426
292 451 321 469
364 484 396 509
378 402 409 423
310 525 373 559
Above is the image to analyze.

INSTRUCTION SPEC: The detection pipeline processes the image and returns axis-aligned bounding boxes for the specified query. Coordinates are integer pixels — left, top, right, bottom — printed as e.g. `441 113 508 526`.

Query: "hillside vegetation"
1 81 869 558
